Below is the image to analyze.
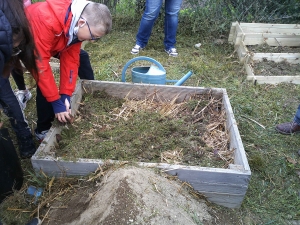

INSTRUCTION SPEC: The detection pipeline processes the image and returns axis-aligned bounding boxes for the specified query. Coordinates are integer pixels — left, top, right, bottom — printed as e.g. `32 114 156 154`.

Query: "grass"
55 90 229 168
1 19 300 224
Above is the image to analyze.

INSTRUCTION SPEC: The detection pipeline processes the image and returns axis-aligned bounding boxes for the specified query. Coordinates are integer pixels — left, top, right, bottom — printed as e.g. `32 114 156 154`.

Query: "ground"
44 166 211 224
1 28 300 224
37 165 244 225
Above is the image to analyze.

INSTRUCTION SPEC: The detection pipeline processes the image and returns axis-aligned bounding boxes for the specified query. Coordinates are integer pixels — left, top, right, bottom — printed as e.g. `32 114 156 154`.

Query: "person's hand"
61 94 71 114
51 96 72 123
55 111 72 123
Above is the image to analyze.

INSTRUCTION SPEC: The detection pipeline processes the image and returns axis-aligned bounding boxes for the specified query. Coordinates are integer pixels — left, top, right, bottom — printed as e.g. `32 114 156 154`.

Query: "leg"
11 66 32 110
164 0 182 50
275 104 300 134
0 77 31 137
36 86 54 133
78 49 94 80
11 67 26 91
294 104 300 125
0 76 36 157
135 0 163 48
0 128 23 203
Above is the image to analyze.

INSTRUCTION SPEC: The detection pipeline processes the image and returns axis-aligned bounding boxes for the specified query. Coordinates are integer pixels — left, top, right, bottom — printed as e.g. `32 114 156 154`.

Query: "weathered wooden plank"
229 22 300 46
251 53 300 64
71 81 83 115
188 181 248 195
200 192 246 208
233 23 245 46
245 64 255 79
228 21 239 43
235 41 248 63
248 75 300 84
166 168 250 208
239 27 300 35
243 35 300 46
223 97 250 171
81 80 225 102
168 168 250 185
239 23 300 29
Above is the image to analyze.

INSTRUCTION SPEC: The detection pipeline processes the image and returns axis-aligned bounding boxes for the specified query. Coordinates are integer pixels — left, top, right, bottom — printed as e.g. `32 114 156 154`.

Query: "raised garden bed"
31 80 251 208
228 22 300 84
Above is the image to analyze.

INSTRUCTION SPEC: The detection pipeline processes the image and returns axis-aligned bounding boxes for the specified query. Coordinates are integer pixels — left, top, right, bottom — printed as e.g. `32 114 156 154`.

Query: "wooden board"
31 80 251 208
245 64 300 84
229 22 300 46
238 23 300 29
242 34 300 46
251 53 300 64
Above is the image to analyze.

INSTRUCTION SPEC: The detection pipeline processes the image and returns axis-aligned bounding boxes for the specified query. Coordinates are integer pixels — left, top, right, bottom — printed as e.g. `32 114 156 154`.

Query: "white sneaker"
34 128 49 142
165 48 178 57
15 89 32 110
131 44 142 54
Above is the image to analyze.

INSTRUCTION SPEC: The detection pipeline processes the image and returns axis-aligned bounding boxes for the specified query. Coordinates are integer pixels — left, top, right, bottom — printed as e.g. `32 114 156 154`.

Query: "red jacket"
26 0 81 102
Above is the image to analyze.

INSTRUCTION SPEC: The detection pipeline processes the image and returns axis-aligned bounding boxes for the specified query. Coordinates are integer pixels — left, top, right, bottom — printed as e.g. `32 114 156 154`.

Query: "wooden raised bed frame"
31 80 251 208
229 22 300 84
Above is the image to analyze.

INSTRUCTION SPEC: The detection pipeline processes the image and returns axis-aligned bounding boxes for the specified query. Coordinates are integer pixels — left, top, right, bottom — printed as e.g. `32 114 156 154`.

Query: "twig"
111 69 119 78
40 206 51 224
241 115 265 129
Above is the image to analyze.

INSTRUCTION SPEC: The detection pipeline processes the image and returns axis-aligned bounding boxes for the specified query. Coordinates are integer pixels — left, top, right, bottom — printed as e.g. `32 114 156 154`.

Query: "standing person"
11 58 32 110
131 0 183 57
25 0 112 141
11 0 33 111
0 0 38 158
0 1 41 223
276 104 300 134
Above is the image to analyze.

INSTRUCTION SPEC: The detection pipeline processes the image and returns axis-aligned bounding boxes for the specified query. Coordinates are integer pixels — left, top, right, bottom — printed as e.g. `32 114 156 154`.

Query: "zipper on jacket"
69 70 73 84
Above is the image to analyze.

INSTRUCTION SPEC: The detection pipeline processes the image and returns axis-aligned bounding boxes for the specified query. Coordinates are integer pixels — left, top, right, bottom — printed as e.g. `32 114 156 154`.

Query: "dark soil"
252 60 300 76
247 44 300 53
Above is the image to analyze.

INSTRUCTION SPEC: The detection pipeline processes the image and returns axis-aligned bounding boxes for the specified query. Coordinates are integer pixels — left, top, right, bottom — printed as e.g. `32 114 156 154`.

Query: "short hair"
82 3 112 35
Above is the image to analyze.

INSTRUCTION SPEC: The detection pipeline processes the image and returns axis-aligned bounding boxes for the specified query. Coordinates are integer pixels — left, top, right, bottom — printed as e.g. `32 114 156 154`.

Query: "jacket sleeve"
58 42 81 97
0 10 12 75
34 35 60 102
26 6 60 102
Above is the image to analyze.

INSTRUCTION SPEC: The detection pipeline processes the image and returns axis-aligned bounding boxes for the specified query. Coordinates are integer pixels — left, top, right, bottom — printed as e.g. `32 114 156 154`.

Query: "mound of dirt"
46 166 212 225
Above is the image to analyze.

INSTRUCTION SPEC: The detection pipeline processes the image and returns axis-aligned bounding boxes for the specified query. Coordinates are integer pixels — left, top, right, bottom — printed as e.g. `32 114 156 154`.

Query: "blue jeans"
135 0 182 50
294 104 300 125
0 76 31 137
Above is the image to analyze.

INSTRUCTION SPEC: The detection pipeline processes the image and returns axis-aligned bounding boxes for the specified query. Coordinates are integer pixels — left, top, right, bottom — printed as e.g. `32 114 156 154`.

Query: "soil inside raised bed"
252 60 300 76
54 90 233 168
247 44 300 53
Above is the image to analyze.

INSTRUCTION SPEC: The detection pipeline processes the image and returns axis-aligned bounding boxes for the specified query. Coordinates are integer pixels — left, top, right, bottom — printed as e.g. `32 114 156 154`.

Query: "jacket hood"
46 0 72 38
69 0 92 45
46 0 91 45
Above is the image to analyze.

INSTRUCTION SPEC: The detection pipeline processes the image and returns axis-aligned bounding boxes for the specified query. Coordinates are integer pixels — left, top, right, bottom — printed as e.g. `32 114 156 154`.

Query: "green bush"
178 0 300 38
113 0 300 38
30 0 300 39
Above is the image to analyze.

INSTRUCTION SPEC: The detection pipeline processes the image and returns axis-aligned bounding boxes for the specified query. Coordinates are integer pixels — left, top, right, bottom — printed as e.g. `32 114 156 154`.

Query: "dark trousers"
0 128 23 203
36 49 94 132
0 76 31 137
11 67 26 90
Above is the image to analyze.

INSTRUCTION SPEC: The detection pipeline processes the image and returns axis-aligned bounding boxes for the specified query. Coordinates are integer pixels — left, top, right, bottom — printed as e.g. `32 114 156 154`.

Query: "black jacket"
0 0 14 76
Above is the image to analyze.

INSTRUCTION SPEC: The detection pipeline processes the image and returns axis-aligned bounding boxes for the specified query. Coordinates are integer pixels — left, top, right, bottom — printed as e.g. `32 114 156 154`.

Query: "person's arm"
26 5 71 122
58 42 81 96
53 42 81 122
0 10 13 76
